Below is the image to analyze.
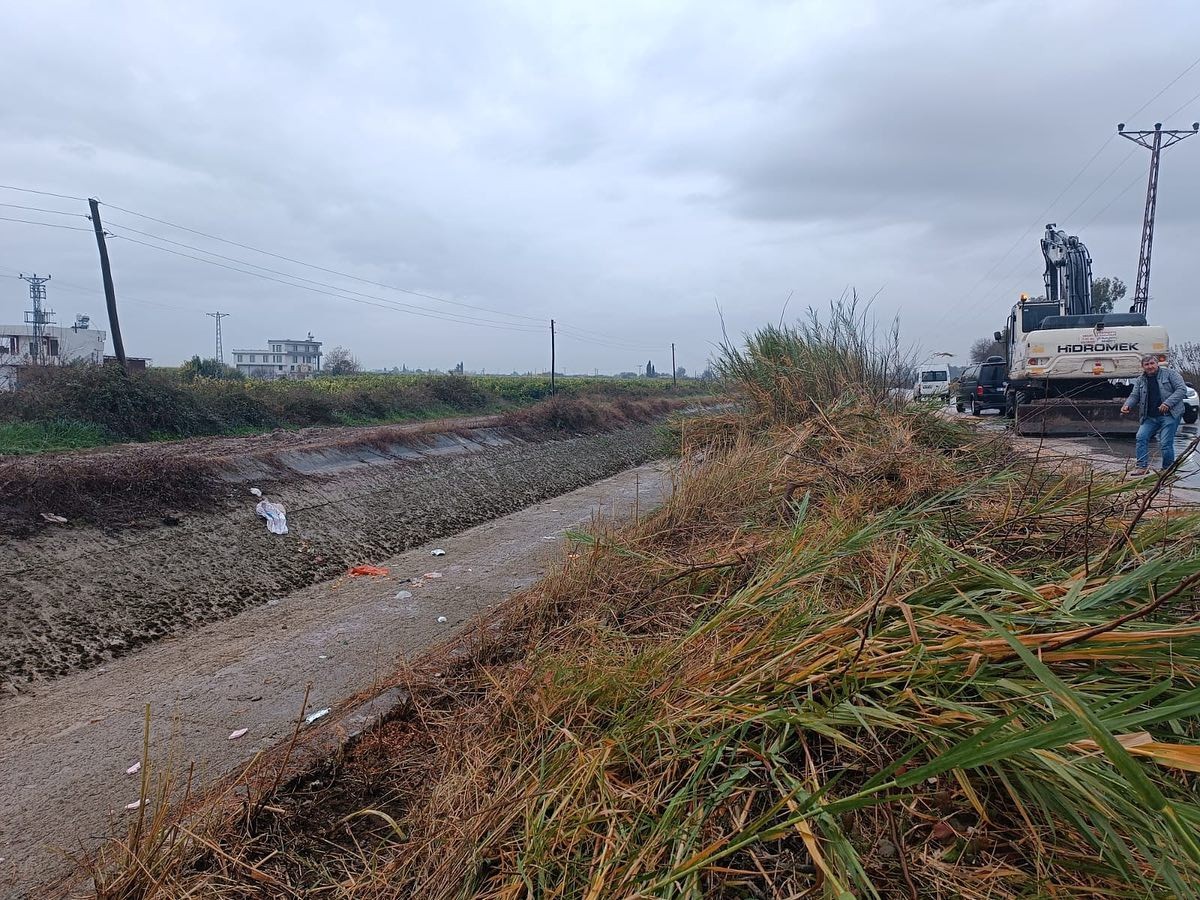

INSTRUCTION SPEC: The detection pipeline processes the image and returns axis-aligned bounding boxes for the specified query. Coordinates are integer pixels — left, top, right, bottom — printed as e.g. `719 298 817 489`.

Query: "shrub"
178 356 243 381
716 294 912 424
0 369 710 448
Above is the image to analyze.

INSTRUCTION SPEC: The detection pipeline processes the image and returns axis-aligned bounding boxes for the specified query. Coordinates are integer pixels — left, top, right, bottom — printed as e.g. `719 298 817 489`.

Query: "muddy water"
0 425 666 685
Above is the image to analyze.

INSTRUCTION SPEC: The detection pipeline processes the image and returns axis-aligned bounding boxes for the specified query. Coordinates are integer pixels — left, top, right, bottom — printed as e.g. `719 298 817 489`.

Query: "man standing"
1120 354 1187 476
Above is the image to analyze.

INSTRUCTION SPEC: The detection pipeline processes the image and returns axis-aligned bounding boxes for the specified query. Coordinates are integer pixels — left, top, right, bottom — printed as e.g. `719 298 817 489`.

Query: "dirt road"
0 460 673 897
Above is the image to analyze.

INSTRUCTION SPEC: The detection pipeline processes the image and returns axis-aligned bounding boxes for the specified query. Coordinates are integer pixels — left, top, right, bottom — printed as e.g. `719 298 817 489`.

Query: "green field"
0 366 709 453
0 421 112 455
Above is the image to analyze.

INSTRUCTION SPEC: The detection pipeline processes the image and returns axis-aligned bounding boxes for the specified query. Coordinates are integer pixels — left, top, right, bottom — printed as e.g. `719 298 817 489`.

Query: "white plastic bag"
256 499 288 535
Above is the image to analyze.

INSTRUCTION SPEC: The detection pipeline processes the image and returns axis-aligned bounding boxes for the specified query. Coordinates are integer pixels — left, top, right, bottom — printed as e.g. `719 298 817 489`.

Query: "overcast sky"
3 0 1200 374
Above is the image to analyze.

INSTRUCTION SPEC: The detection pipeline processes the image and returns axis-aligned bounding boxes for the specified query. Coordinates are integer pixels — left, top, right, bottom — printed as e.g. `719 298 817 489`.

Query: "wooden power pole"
88 198 127 371
550 319 556 393
671 342 677 387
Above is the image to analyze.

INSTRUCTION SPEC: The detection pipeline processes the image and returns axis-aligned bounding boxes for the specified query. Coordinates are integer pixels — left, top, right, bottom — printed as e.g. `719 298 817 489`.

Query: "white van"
914 363 951 400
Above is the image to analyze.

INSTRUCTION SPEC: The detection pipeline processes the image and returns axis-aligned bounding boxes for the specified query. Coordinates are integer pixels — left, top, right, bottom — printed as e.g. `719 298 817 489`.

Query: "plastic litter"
349 564 389 577
431 548 446 557
40 513 69 524
255 499 288 535
394 590 413 600
125 762 141 776
436 616 448 624
228 728 248 740
124 799 144 811
304 707 331 725
423 572 443 579
249 487 263 497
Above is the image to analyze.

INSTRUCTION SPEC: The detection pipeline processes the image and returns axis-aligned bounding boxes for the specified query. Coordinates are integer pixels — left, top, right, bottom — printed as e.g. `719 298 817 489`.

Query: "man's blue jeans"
1136 414 1182 469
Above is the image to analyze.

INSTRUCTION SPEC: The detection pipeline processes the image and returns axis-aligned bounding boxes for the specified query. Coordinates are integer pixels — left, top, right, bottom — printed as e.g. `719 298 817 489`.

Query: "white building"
0 315 107 390
232 333 323 380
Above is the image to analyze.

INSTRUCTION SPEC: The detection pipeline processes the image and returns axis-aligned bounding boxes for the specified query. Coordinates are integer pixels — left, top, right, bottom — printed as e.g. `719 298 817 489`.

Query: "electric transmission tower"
1117 121 1200 315
207 311 229 362
19 273 54 365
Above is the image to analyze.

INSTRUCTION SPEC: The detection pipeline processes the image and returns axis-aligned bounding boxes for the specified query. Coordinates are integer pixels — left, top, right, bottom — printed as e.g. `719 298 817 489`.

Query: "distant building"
0 315 107 390
232 333 323 380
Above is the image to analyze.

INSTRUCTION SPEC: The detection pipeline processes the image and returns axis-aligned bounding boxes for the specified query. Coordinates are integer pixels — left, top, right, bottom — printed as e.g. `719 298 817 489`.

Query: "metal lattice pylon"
19 273 53 365
207 311 229 362
1117 122 1199 316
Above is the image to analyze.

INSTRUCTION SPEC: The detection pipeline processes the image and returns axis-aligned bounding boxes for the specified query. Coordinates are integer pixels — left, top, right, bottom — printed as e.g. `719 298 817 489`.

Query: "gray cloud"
2 0 1200 375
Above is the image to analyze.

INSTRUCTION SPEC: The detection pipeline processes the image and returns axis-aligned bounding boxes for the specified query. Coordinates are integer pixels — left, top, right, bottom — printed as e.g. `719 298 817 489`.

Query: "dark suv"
956 357 1007 415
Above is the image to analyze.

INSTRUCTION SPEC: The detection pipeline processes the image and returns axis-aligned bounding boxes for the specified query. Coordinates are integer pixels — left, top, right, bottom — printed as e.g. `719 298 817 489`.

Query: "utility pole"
87 199 127 371
550 319 556 393
1117 122 1199 316
207 311 229 362
18 274 53 365
671 342 677 387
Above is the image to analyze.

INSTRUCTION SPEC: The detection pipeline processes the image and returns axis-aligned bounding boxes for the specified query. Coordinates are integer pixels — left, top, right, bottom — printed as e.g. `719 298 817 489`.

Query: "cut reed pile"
85 308 1200 899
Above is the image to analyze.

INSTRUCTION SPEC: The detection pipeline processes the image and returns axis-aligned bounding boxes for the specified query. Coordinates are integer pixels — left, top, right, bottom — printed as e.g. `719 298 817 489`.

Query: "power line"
955 136 1117 305
1165 85 1200 120
0 202 87 218
556 325 663 352
0 184 87 202
943 55 1200 346
1080 170 1145 230
35 277 204 314
1059 146 1139 222
0 262 201 313
7 257 647 348
109 233 545 335
0 215 95 232
973 54 1200 302
968 146 1142 314
5 188 671 351
1127 53 1200 121
97 201 545 324
102 219 547 330
4 188 672 353
101 207 671 348
555 325 662 353
107 228 547 333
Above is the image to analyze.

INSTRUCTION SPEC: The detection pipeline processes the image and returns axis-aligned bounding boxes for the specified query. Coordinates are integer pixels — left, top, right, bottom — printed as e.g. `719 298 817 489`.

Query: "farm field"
0 366 707 453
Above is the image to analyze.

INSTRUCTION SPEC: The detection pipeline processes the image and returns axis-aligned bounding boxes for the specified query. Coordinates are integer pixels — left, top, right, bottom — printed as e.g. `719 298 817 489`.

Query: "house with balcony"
232 333 323 379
